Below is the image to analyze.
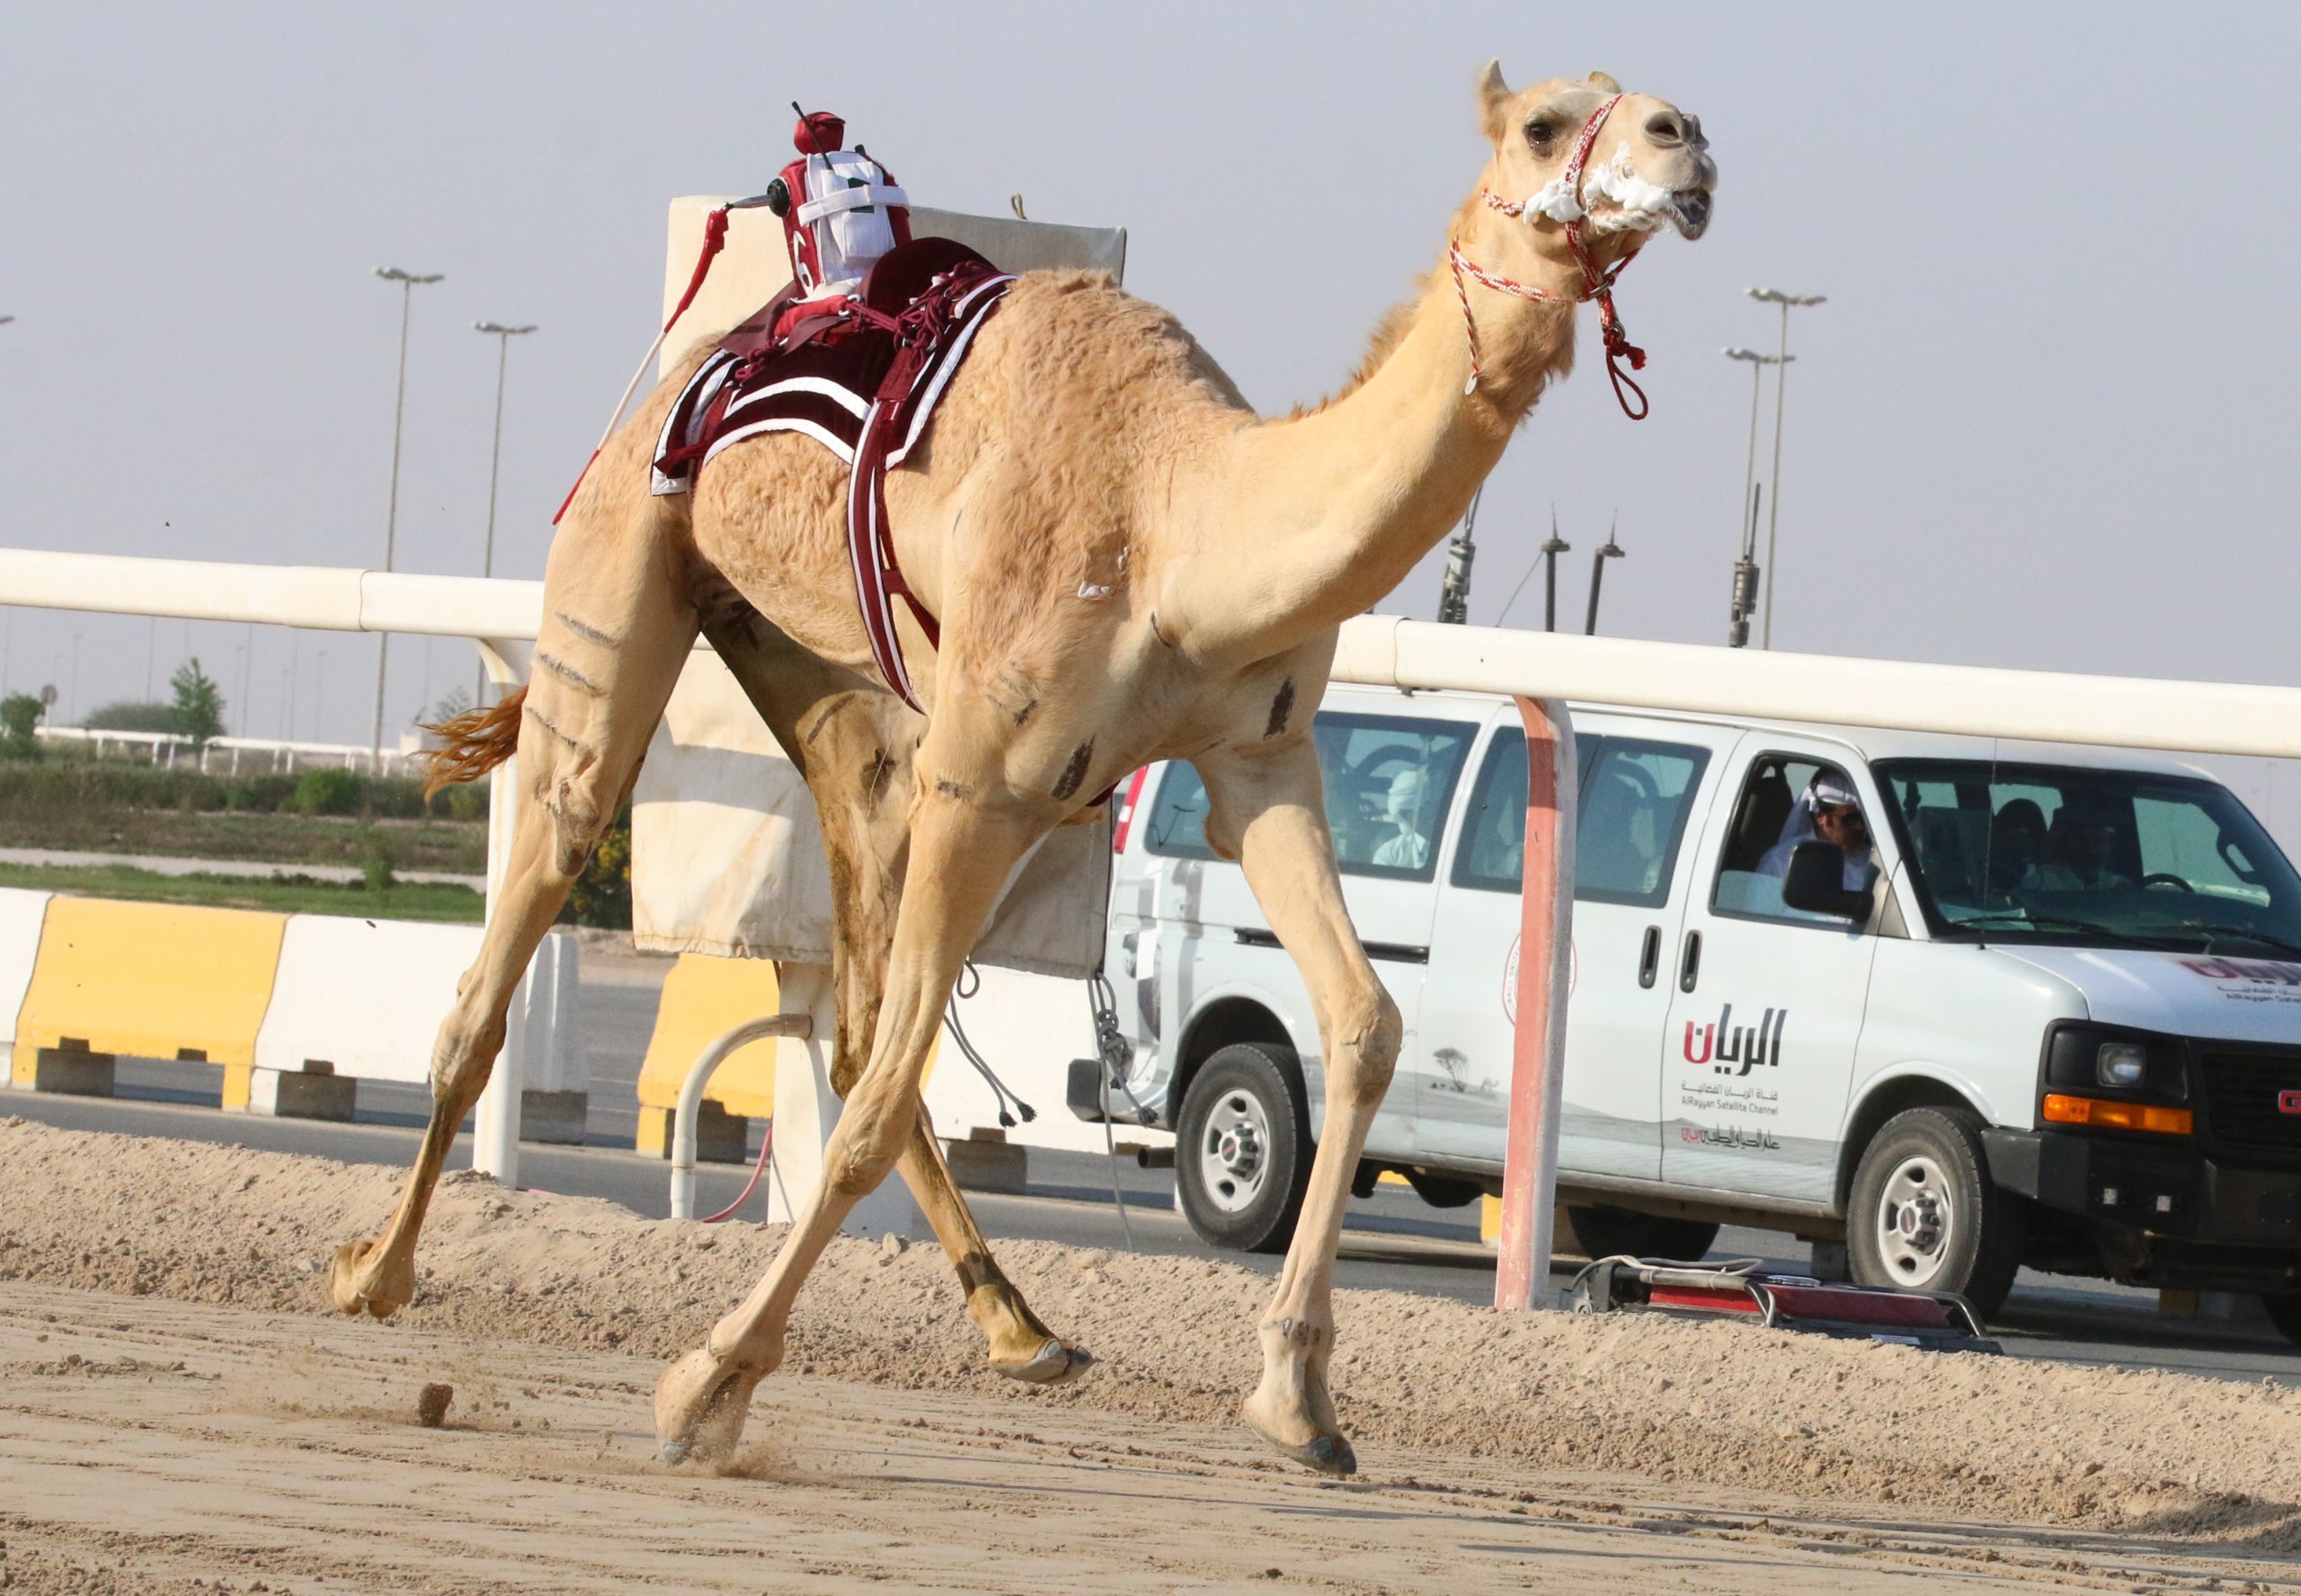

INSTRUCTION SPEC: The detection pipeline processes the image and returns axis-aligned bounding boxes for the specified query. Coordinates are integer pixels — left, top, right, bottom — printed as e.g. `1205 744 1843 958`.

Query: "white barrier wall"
0 890 50 1055
253 917 582 1106
254 918 484 1086
924 965 1139 1156
518 933 584 1095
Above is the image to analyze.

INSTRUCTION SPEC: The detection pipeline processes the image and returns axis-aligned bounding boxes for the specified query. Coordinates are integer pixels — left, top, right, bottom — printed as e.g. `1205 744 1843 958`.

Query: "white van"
1074 686 2301 1338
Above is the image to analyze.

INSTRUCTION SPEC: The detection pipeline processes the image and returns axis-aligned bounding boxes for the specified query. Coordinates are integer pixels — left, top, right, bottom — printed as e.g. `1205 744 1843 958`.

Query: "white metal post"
470 637 529 1184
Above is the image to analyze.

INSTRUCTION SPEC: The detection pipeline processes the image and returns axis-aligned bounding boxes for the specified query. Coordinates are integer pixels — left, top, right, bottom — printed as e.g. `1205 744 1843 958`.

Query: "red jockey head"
768 109 912 298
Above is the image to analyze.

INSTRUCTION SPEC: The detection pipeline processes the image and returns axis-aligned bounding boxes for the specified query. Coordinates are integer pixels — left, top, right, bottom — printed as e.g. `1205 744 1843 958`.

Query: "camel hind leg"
700 615 1088 1382
655 749 1055 1463
328 498 699 1318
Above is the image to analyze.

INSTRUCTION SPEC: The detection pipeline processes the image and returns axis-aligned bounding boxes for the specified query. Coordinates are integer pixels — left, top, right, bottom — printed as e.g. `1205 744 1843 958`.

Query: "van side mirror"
1782 841 1872 924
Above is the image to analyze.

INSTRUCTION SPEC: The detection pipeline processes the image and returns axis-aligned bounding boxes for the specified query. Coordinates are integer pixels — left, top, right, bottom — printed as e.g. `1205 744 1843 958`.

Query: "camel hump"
420 686 526 799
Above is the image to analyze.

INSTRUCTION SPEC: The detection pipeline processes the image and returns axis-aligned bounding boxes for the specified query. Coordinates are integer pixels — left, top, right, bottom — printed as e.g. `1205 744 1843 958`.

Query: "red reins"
1450 93 1650 420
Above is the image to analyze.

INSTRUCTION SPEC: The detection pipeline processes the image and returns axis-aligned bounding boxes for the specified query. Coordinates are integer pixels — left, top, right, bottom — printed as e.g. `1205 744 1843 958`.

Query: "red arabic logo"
2279 1089 2301 1116
1682 1003 1787 1077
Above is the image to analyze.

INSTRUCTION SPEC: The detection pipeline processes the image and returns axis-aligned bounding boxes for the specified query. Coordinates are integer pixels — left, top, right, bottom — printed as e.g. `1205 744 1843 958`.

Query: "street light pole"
371 266 444 768
1584 519 1625 635
473 321 537 702
1435 484 1484 624
1541 508 1570 633
1746 287 1826 649
1721 347 1792 647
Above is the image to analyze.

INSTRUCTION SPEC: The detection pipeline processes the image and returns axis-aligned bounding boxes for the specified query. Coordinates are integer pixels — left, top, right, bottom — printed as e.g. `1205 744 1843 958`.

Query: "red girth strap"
844 263 1012 711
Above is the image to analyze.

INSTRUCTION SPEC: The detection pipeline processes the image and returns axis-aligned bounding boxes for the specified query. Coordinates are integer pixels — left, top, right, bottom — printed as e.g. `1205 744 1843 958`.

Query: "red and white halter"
1449 93 1650 419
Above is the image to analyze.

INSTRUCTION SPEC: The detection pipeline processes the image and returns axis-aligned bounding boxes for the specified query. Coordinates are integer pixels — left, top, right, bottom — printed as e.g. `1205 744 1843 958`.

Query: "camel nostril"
1645 113 1684 147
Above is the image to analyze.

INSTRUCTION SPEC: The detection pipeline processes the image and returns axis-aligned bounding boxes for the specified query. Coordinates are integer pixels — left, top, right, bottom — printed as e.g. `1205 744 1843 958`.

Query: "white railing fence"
34 724 423 777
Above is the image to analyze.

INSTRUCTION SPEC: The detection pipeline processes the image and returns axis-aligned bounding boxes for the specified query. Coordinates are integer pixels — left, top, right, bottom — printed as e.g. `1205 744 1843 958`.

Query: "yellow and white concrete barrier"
9 898 285 1100
0 889 51 1060
635 953 780 1158
253 917 483 1118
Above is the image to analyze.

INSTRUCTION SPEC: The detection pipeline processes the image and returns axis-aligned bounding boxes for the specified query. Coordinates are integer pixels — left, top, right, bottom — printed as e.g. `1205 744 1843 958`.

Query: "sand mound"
2 1117 2296 1548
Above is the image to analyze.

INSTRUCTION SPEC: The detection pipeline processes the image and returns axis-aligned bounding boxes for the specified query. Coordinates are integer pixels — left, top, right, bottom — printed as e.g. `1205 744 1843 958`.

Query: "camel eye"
1525 119 1558 149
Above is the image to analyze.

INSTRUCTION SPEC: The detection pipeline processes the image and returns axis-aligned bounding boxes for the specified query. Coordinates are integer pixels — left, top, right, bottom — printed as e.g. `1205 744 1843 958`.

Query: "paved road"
12 962 2296 1386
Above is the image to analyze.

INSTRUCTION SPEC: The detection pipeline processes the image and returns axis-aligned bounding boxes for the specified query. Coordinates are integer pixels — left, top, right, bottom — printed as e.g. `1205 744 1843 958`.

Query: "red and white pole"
1494 696 1577 1311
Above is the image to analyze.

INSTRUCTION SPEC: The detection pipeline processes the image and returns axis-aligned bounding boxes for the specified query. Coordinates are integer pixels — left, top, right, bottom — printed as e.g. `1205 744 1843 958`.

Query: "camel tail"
420 687 526 800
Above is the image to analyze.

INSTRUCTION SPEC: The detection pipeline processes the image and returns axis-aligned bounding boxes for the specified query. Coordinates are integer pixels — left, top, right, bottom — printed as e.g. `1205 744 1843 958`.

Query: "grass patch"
0 862 484 924
0 807 488 873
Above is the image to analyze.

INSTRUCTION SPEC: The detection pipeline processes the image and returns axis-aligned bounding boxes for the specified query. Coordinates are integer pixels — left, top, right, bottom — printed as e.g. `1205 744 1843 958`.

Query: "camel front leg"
655 782 1052 1462
1198 738 1401 1476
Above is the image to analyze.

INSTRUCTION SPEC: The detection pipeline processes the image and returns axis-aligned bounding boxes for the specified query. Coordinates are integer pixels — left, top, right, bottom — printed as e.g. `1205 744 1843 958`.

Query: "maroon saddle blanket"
652 238 1016 711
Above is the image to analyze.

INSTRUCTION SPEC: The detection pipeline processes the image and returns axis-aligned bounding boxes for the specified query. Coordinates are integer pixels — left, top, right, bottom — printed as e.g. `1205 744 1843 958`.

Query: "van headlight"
2096 1042 2148 1089
2041 1022 2189 1104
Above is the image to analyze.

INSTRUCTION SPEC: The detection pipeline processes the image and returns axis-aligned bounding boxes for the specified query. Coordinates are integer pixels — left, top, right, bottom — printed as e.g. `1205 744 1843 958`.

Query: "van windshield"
1875 758 2301 957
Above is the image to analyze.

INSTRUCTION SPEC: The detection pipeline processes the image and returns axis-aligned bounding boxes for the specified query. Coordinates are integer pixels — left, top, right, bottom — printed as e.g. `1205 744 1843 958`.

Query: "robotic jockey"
761 110 913 303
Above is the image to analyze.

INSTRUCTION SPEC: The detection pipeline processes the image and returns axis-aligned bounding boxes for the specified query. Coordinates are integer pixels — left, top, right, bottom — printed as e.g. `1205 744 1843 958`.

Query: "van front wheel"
1847 1106 2023 1317
1176 1042 1312 1255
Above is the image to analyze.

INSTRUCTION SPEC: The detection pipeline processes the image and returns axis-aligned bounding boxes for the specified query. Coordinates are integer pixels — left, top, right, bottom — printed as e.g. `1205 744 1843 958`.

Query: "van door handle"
1678 930 1702 993
1637 926 1661 989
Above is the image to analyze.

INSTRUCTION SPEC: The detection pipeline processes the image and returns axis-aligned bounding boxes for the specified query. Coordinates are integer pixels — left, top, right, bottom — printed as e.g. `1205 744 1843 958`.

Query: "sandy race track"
1 1119 2297 1593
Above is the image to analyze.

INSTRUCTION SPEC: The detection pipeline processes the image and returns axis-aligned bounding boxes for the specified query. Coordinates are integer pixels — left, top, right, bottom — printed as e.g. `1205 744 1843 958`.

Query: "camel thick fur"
329 64 1716 1476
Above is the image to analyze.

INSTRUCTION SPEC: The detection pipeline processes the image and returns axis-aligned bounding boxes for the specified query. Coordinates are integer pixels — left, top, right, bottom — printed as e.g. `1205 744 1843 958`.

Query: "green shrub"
0 693 43 760
289 767 364 816
564 804 632 929
440 782 487 823
84 700 179 733
360 829 397 893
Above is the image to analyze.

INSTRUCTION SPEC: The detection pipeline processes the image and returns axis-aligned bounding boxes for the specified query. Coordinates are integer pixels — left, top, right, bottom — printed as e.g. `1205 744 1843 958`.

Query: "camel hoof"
654 1346 764 1466
992 1338 1094 1387
1271 1433 1357 1477
326 1240 408 1319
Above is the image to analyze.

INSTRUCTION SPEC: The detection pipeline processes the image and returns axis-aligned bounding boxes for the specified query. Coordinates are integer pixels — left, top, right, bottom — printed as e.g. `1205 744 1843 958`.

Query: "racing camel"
330 64 1717 1475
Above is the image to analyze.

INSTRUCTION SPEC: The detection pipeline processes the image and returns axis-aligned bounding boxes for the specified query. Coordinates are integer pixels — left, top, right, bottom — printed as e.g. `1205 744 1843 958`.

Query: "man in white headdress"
1372 766 1434 870
1759 770 1875 892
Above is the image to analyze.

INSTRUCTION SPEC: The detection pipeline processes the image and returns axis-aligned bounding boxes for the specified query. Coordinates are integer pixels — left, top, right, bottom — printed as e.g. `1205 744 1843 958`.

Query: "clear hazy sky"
3 4 2295 825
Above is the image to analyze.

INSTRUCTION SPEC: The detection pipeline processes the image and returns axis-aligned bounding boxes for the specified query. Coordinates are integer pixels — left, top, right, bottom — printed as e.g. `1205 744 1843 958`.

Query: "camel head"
1473 64 1716 277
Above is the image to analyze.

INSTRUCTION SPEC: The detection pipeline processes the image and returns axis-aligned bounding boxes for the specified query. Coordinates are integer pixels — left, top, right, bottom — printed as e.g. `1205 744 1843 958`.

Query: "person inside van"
1759 770 1875 891
1373 766 1434 869
1987 798 2048 892
2022 802 2132 891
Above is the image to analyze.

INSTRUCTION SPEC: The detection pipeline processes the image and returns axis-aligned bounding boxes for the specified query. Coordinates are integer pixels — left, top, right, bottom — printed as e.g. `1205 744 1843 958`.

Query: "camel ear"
1477 59 1513 143
1586 70 1622 93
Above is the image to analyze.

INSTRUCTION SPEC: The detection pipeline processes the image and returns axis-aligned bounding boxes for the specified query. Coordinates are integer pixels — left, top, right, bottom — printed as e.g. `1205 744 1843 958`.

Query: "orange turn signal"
2042 1094 2193 1136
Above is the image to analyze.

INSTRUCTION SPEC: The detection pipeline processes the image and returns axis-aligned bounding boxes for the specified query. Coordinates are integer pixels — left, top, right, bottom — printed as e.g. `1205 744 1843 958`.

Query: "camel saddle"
653 237 1016 712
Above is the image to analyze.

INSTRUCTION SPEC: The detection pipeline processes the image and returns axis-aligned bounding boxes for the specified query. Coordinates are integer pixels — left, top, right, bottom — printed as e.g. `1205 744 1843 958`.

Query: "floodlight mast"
1584 519 1624 636
369 266 445 764
1744 287 1826 649
1721 346 1791 648
472 320 538 704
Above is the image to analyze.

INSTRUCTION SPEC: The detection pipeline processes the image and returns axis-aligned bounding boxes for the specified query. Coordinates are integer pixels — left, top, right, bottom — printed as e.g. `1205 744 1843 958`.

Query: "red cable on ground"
700 1116 774 1224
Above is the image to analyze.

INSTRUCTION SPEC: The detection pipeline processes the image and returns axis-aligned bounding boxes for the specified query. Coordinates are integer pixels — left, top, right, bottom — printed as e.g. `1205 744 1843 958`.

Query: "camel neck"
1168 213 1584 666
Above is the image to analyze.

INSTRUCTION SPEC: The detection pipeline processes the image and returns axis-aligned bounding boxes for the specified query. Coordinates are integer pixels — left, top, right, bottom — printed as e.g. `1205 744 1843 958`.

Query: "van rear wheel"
1563 1205 1720 1263
2261 1293 2301 1350
1176 1042 1311 1255
1848 1106 2023 1317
